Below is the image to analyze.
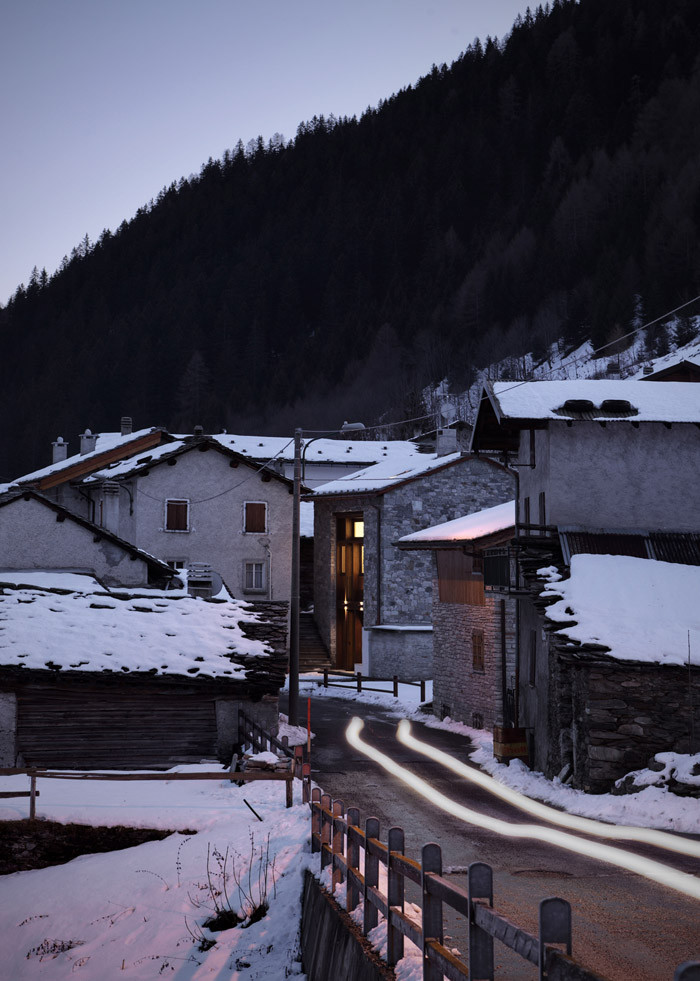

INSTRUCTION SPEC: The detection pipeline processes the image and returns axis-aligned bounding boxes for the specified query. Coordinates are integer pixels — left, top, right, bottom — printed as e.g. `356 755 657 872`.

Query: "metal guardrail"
310 790 700 981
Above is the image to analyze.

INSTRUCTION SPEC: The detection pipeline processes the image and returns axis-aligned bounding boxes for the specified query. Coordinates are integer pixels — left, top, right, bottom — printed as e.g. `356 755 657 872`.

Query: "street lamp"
288 421 366 725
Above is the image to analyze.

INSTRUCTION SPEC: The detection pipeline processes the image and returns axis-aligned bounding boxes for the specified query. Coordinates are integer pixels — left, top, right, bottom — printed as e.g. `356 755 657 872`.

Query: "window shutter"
245 502 266 532
166 500 188 531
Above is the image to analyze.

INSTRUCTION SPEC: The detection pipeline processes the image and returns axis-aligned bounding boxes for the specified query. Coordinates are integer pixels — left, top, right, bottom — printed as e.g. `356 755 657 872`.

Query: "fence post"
363 817 380 934
468 862 494 981
675 963 700 980
332 799 345 891
539 898 571 981
420 679 426 702
311 788 321 853
302 762 311 804
422 843 443 981
29 774 37 821
321 793 332 870
393 675 399 697
324 667 329 688
281 735 289 754
346 806 361 912
285 774 293 808
293 745 303 778
357 671 362 693
387 826 405 966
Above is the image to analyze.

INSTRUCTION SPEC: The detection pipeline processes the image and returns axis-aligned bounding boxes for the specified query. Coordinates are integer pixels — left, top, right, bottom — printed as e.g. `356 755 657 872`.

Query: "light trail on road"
345 717 700 901
397 720 700 860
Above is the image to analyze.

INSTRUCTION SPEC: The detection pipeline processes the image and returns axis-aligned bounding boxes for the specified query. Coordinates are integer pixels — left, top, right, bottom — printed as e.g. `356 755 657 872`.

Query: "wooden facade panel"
17 687 218 769
436 551 485 606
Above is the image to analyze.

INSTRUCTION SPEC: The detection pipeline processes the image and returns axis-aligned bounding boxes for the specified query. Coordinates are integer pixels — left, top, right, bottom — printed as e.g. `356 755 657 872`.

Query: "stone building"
397 501 517 731
471 379 700 789
310 441 514 678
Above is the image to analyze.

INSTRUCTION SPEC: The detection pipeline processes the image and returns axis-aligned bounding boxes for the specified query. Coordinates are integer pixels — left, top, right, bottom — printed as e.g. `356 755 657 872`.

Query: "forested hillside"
3 0 700 479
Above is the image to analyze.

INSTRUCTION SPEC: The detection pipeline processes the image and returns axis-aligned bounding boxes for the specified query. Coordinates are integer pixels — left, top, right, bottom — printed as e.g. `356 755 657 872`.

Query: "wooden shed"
0 574 287 769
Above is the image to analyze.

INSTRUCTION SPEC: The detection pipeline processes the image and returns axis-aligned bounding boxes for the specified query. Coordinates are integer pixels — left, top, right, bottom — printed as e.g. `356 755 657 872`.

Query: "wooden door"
336 515 364 670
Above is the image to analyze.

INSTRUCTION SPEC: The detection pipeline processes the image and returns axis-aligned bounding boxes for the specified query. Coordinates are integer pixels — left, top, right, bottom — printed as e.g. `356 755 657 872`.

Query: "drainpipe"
509 450 521 728
500 598 508 726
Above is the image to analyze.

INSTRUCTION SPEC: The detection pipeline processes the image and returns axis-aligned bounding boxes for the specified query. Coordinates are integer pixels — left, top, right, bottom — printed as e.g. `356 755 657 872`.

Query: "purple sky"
0 0 529 305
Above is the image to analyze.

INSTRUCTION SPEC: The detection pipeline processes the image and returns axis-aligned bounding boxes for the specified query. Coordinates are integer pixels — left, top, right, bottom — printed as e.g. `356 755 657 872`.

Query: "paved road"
283 693 700 980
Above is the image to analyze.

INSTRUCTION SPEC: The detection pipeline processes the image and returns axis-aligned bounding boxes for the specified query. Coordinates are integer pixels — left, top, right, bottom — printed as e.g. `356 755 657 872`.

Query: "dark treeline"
3 0 700 478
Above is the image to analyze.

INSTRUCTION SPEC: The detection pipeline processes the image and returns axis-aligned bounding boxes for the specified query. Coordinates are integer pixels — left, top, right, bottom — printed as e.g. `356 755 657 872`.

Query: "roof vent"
643 365 654 375
120 416 133 436
193 425 204 436
79 429 97 456
600 398 635 415
561 399 596 415
52 436 68 464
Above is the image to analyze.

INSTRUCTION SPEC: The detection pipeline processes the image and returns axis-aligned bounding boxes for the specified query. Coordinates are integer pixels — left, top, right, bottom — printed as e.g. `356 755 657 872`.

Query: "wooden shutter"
472 630 485 671
166 499 189 531
245 502 266 532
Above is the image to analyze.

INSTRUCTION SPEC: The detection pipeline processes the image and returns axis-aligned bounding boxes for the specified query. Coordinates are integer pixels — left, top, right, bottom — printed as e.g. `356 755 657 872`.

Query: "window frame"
243 501 268 534
243 559 266 594
164 498 190 533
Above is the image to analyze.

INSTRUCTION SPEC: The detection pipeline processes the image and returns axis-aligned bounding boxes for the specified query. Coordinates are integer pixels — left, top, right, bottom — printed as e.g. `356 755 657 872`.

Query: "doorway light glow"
345 717 700 901
397 720 700 860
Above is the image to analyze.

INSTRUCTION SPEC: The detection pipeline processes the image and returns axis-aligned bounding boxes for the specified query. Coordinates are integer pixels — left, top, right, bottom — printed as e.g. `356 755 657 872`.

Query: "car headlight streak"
345 717 700 901
397 719 700 860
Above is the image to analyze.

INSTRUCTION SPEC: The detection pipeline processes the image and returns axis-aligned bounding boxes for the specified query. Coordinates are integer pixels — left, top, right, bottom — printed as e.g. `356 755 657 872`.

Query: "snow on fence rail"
310 790 700 981
320 668 427 701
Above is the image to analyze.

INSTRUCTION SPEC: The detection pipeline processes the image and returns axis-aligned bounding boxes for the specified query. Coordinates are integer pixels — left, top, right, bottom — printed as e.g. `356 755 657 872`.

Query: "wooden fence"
0 765 296 816
310 790 700 981
237 708 311 803
321 669 427 702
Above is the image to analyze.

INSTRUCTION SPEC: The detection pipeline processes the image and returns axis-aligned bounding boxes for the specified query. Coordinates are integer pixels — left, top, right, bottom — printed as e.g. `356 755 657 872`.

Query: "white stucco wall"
96 448 294 600
518 422 700 531
0 497 149 585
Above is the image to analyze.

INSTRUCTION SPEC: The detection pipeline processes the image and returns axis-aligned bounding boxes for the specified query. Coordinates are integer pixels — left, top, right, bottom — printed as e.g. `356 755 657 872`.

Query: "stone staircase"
299 612 332 673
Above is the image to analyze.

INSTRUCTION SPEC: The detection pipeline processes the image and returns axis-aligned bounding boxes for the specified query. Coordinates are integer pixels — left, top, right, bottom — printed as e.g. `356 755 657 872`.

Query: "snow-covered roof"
210 434 423 466
398 500 515 545
486 380 700 423
541 554 700 667
14 429 164 485
311 450 464 496
0 575 271 678
84 438 189 481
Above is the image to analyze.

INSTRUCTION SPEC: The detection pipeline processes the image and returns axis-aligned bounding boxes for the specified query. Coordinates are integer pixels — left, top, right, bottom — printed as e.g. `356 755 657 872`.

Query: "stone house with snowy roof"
309 446 514 678
397 501 518 734
471 379 700 789
0 489 174 587
0 573 286 768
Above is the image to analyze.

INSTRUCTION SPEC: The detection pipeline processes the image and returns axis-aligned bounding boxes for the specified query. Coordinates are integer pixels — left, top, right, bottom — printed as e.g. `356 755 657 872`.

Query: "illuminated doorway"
336 514 364 670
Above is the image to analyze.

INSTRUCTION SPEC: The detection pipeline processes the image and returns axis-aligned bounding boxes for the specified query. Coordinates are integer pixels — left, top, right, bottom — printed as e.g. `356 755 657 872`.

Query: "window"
165 499 189 532
244 502 267 533
472 630 485 672
244 560 265 592
529 629 537 686
166 560 186 569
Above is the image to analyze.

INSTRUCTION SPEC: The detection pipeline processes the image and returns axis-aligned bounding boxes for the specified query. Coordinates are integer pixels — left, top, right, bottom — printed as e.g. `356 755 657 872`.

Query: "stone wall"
432 574 517 730
365 626 433 680
380 457 515 625
561 656 700 792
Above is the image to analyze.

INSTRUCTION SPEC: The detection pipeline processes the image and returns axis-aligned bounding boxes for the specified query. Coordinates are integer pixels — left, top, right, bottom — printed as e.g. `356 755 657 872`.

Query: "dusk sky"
0 0 529 305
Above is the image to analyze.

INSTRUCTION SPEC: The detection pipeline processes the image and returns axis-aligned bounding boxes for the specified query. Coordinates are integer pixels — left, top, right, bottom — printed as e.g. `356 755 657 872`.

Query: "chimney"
643 364 654 376
436 427 458 457
101 481 120 534
79 428 97 455
52 436 68 464
120 416 133 436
